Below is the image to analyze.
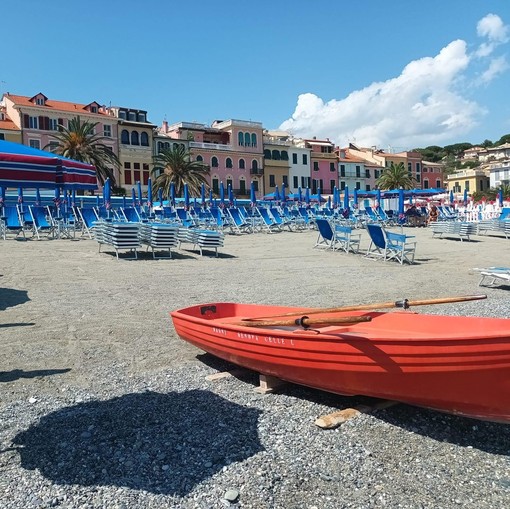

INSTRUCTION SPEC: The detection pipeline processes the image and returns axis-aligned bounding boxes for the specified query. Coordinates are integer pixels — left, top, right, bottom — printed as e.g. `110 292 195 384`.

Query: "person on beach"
405 205 426 226
428 205 439 224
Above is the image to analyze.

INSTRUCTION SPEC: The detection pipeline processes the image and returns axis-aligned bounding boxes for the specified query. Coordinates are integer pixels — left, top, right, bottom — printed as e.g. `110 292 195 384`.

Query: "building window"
292 153 297 164
293 176 298 188
121 130 130 144
138 112 146 122
408 162 412 174
196 155 203 162
244 132 251 147
211 156 219 167
416 162 421 172
436 180 441 188
340 165 345 177
252 160 258 171
212 178 219 193
366 184 371 191
128 111 136 121
340 182 345 190
239 179 246 194
238 132 244 146
48 141 59 152
313 161 319 171
269 175 275 187
131 131 139 145
252 180 259 192
0 133 4 140
36 97 45 105
283 175 288 186
251 133 257 147
374 170 380 179
48 118 58 130
272 150 281 160
264 149 271 159
118 110 127 120
140 132 149 146
465 181 470 192
239 158 245 169
356 182 361 190
281 150 288 161
29 139 40 149
423 179 429 189
226 158 233 168
356 165 361 178
416 174 421 183
29 116 39 129
302 154 307 165
124 162 132 185
330 180 336 193
104 125 112 137
330 162 335 172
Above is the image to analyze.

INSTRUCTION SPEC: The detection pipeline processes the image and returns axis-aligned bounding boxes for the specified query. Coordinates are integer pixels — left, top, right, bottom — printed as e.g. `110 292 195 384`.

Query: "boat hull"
170 303 510 423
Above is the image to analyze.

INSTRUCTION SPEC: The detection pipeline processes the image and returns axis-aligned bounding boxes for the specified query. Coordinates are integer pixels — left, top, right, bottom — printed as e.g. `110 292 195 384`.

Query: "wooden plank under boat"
170 302 510 424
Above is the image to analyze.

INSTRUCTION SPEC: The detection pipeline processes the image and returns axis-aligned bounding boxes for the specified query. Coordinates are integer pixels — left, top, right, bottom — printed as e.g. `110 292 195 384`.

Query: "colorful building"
421 161 445 189
297 138 337 194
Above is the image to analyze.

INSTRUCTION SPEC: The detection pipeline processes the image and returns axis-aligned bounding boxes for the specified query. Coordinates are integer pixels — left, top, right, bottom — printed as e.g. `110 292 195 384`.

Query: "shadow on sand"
197 353 510 456
0 288 30 311
12 390 263 496
0 368 71 383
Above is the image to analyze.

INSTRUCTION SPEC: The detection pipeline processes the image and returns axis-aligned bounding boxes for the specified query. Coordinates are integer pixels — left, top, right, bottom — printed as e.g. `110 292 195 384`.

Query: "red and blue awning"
0 139 97 190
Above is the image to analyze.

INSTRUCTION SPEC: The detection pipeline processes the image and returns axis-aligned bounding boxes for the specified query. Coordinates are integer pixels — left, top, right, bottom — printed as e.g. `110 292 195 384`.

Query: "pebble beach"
1 226 510 509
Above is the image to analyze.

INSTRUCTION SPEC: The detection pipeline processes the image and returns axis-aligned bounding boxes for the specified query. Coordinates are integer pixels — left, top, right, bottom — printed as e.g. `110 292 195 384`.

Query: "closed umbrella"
219 182 225 207
305 187 310 205
183 183 189 210
298 186 303 203
201 183 206 206
327 196 332 209
170 182 176 207
146 177 152 210
281 183 286 203
250 181 257 207
449 190 454 204
353 188 358 207
228 183 234 205
131 187 137 207
464 188 468 204
343 186 349 211
209 188 214 206
137 181 143 209
398 188 405 216
35 188 42 206
103 178 111 218
498 189 503 207
376 188 381 208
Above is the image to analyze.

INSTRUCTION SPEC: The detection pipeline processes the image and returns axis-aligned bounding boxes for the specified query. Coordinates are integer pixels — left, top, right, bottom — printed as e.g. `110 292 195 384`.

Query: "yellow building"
447 168 490 195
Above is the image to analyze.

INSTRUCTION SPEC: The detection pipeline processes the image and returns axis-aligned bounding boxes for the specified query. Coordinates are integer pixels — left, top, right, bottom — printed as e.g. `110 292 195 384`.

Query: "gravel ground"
1 225 510 508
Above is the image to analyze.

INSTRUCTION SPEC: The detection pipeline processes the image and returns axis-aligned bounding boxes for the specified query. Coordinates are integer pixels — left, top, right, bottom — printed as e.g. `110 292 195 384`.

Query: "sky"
2 1 509 151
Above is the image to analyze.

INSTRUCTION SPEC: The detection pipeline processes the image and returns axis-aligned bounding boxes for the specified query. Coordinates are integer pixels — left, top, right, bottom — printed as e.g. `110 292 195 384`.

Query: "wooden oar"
240 294 487 322
232 315 372 328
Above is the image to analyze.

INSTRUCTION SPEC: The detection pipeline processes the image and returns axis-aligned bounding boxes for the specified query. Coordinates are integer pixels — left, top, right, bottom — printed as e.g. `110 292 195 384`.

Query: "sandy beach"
1 225 510 508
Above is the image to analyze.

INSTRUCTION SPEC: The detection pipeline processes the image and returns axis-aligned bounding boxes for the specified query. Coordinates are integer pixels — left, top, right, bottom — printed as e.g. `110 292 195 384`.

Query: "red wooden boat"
170 299 510 423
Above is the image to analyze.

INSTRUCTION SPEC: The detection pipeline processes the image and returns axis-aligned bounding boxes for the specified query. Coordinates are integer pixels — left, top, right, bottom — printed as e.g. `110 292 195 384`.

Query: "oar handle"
232 315 372 328
244 294 487 321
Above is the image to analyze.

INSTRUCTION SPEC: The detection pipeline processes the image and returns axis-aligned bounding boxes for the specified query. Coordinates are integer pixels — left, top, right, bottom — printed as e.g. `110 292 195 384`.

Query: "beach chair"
385 230 417 264
76 207 99 238
256 207 281 233
473 267 510 287
227 207 252 234
334 224 362 253
1 205 25 239
269 207 294 231
29 206 55 240
314 218 337 249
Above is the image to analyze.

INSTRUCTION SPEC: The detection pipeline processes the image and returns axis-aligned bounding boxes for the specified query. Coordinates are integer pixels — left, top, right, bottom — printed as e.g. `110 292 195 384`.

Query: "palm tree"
376 162 416 190
152 145 210 199
45 116 121 187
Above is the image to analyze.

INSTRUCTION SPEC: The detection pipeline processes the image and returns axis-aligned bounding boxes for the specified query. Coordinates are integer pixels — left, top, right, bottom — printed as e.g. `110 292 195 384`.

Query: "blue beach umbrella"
498 189 503 207
281 183 286 203
353 188 358 207
464 188 468 204
183 183 189 210
398 188 405 216
298 186 303 203
170 182 176 207
201 183 206 205
449 190 454 204
317 187 321 206
327 196 332 209
103 178 111 212
137 181 143 208
219 182 225 206
305 187 310 205
131 187 137 207
274 185 280 202
343 186 349 211
35 188 42 206
146 177 152 210
158 187 163 207
376 188 381 207
209 188 214 206
250 181 257 207
228 183 234 205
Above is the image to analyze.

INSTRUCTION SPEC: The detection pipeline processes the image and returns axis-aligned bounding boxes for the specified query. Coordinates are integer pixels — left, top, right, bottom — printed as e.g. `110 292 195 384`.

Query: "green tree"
46 116 121 187
152 145 210 199
494 134 510 146
376 162 416 190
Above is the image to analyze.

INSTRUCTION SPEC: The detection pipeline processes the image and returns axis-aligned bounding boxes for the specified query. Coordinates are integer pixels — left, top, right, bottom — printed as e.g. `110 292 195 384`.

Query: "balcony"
189 141 232 151
250 168 264 176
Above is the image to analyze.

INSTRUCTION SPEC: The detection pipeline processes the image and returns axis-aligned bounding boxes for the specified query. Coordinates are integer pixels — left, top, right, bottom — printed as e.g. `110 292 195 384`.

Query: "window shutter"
23 114 30 128
39 116 44 130
58 118 64 131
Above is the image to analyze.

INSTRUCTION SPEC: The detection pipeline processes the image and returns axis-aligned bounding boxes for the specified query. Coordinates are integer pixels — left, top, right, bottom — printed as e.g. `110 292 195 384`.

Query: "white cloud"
476 14 509 57
480 55 509 83
280 14 509 149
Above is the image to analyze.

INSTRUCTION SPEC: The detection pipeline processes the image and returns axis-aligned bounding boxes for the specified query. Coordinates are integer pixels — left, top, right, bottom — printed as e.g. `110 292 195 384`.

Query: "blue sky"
2 0 509 150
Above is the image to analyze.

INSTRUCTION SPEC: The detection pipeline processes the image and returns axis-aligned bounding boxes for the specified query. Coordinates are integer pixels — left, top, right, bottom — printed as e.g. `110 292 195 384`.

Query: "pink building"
298 138 337 194
161 119 264 197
